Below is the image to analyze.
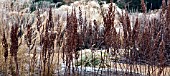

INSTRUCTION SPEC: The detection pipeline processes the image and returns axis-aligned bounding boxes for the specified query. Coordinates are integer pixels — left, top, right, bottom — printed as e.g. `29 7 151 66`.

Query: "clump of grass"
2 30 8 63
46 7 56 75
10 24 20 76
25 19 36 76
102 2 117 49
141 0 147 13
63 8 79 75
37 7 57 76
1 29 8 75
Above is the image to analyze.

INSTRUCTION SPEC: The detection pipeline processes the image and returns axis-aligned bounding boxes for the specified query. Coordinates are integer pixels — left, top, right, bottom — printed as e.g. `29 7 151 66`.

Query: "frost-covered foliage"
0 0 170 76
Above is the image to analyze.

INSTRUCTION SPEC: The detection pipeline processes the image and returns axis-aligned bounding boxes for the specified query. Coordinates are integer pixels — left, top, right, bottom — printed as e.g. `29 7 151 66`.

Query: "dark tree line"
33 0 63 3
33 0 168 12
111 0 168 12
